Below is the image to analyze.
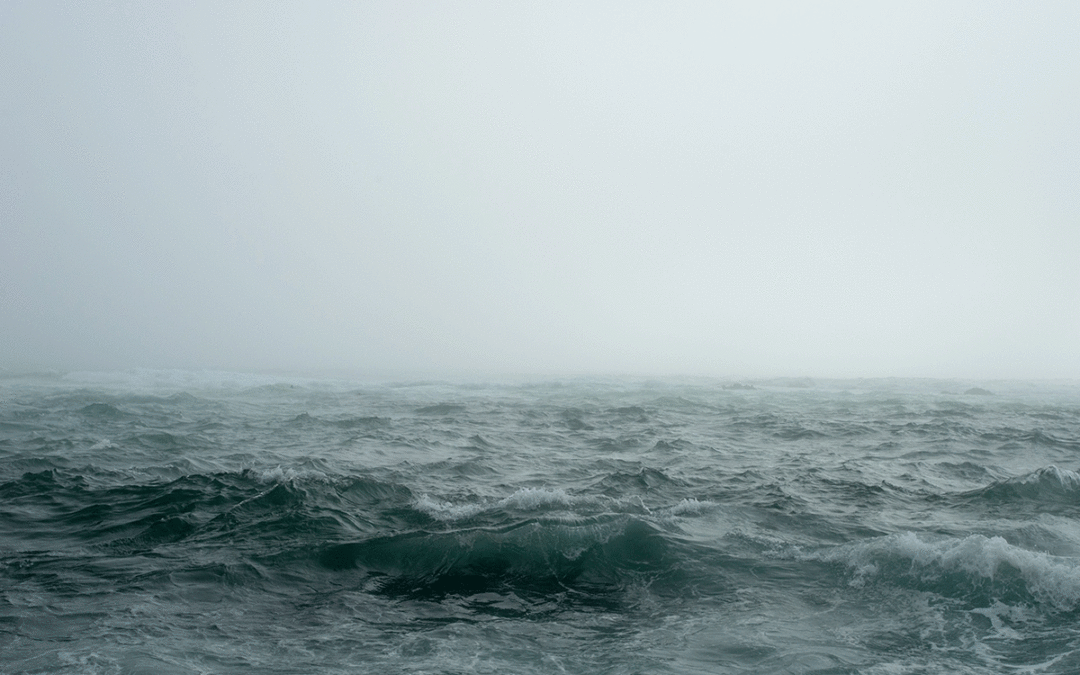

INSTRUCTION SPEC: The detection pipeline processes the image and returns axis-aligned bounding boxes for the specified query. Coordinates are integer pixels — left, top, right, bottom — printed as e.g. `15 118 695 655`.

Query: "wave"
77 402 130 419
415 403 466 415
665 497 717 515
8 374 1080 673
414 487 583 522
1 460 728 612
964 466 1080 506
979 429 1080 451
286 413 391 430
0 467 414 553
317 516 678 604
809 531 1080 611
590 466 684 497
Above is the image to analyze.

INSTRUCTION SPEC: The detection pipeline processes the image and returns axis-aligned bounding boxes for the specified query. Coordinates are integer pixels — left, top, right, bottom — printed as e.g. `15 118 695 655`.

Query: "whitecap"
413 487 587 522
498 487 577 510
252 465 330 484
413 494 487 521
666 498 719 515
810 532 1080 610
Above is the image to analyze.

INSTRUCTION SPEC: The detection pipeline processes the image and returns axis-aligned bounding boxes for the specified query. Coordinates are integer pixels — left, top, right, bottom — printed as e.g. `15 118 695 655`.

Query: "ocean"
2 370 1080 674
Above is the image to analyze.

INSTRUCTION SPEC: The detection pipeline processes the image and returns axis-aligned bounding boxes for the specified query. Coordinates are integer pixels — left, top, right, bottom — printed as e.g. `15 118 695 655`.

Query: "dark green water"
2 371 1080 674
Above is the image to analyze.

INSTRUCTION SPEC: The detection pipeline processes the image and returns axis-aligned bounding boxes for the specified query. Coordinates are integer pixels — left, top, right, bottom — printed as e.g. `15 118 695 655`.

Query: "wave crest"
966 466 1080 505
414 487 581 522
811 532 1080 611
317 516 675 603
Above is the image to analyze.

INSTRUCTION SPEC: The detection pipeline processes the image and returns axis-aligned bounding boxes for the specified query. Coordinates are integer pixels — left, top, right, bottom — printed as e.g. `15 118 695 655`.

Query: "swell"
317 516 681 604
5 374 1080 674
0 463 739 616
962 466 1080 509
0 467 416 555
808 531 1080 613
8 461 1080 604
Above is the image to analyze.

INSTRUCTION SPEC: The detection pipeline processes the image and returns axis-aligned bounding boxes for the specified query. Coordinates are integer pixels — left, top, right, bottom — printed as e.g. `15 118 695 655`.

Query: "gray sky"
2 1 1078 379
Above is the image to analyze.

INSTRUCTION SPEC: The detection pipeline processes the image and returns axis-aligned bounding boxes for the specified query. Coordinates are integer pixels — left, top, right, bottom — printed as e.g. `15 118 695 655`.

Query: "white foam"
1020 465 1080 488
500 487 577 510
90 439 117 450
812 532 1080 609
970 602 1025 639
415 490 720 523
252 465 330 484
414 494 488 521
667 498 719 515
414 487 582 522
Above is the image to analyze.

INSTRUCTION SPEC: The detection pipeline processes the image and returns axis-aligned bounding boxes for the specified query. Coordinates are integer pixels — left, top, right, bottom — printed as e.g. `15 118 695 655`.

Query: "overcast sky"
2 1 1078 379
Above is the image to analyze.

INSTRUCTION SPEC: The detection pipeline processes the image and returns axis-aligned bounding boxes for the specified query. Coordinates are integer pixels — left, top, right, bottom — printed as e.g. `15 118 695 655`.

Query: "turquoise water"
2 371 1080 674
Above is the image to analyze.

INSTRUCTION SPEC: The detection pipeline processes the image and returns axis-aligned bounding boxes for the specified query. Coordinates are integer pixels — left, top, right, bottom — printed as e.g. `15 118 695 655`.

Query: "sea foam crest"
1018 465 1080 489
252 465 330 484
415 487 580 522
970 465 1080 504
413 494 488 521
666 498 719 515
500 487 577 510
813 532 1080 610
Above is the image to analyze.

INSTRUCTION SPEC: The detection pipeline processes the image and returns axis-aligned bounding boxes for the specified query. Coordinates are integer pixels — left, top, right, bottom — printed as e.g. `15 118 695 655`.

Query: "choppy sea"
3 370 1080 674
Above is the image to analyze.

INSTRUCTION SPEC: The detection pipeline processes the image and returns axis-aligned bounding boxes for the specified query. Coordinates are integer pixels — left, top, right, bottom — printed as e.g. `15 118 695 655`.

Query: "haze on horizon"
2 2 1078 381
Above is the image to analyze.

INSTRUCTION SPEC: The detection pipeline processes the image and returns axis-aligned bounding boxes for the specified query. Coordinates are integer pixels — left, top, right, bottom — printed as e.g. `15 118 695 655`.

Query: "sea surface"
2 371 1080 674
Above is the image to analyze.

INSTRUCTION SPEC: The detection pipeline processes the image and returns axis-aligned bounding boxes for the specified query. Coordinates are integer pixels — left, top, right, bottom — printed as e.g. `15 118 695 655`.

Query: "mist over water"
2 2 1079 380
3 371 1080 673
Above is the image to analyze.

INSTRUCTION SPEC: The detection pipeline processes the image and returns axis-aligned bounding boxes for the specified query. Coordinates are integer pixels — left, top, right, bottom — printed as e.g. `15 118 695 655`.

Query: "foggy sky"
2 2 1078 379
